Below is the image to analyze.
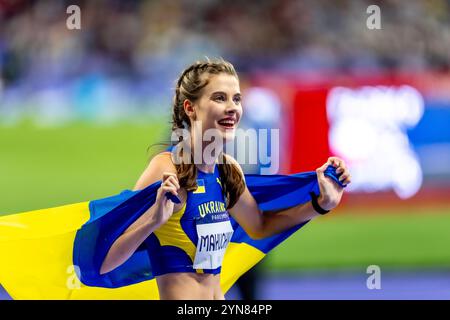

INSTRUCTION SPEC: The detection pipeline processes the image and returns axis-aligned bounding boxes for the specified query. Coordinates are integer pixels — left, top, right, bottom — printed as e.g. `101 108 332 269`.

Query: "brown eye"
214 95 225 102
233 96 241 104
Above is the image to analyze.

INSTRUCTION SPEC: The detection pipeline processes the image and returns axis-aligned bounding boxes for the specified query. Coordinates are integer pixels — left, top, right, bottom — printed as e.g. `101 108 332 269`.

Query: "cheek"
236 106 243 123
198 102 220 126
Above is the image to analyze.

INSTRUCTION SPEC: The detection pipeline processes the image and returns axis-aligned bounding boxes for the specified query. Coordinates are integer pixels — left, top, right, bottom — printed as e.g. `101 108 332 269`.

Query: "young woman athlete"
99 59 351 300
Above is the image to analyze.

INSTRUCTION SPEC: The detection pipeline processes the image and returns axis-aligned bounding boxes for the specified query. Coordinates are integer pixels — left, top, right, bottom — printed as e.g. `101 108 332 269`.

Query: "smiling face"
184 73 243 143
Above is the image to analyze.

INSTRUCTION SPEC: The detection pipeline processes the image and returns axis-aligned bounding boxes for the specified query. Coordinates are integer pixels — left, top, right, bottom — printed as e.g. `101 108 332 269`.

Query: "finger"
166 175 180 189
162 172 177 181
162 185 178 196
339 173 350 182
316 163 328 178
336 167 344 174
162 179 178 191
162 172 174 182
319 158 333 171
316 160 334 184
329 157 343 168
337 160 347 168
161 181 178 191
341 176 351 186
328 157 336 167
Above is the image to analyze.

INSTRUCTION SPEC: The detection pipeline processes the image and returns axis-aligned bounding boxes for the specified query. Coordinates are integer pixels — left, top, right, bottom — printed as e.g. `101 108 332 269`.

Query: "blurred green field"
0 120 169 213
265 207 450 270
1 121 450 270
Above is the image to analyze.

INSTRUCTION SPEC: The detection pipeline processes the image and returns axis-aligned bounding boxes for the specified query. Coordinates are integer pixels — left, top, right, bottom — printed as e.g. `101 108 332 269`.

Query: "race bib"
193 212 234 270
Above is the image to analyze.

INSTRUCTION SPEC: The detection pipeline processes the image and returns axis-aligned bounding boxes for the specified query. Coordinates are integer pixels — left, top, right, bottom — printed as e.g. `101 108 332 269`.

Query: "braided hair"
170 58 245 209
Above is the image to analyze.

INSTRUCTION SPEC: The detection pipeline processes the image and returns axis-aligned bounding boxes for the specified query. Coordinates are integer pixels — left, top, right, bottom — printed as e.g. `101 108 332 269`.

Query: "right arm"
99 153 180 275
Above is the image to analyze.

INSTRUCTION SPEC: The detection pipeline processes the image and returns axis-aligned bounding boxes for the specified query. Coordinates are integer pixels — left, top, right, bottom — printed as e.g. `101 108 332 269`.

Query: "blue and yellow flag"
0 167 342 300
193 179 206 194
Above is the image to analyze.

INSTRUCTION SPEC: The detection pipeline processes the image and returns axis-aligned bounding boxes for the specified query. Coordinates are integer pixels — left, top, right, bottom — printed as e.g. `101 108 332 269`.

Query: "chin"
215 126 236 143
222 130 236 142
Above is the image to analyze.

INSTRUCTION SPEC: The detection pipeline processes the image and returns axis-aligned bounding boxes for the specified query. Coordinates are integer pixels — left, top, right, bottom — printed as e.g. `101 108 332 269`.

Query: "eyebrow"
211 91 242 97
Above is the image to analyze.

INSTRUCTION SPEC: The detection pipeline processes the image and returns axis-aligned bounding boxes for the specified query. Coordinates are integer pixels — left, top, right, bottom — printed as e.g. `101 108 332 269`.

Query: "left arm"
229 157 351 240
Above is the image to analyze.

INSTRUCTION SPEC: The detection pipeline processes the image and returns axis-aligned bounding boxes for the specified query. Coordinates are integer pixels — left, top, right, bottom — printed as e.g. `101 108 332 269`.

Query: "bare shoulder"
133 152 177 191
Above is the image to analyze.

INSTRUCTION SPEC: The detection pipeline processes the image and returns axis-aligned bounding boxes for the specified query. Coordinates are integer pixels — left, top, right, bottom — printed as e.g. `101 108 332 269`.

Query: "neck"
196 163 216 174
190 129 223 174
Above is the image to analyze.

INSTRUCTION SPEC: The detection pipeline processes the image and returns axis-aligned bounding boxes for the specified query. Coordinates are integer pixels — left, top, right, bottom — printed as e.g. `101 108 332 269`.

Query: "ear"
183 99 196 120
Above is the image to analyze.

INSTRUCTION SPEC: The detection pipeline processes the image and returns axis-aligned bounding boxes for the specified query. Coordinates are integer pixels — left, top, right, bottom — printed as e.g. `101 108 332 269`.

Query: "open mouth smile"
217 118 237 129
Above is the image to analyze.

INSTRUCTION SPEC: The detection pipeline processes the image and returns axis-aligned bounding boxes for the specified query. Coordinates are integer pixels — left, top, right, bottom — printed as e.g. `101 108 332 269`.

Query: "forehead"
202 73 240 94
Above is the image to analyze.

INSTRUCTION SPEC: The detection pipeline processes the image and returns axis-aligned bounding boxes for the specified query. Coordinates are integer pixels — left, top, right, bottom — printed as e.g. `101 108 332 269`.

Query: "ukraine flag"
193 179 206 194
0 166 343 300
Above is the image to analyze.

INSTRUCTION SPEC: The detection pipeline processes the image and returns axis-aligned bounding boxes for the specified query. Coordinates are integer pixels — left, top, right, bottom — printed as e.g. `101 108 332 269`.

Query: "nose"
225 99 240 116
225 107 237 116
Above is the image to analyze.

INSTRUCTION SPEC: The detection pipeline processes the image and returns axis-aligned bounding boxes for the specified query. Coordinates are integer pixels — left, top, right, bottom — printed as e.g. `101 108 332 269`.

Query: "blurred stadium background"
1 0 449 299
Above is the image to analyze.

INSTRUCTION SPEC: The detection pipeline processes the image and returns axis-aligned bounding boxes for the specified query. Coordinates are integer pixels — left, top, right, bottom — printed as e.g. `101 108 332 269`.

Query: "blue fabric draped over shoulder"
73 166 344 288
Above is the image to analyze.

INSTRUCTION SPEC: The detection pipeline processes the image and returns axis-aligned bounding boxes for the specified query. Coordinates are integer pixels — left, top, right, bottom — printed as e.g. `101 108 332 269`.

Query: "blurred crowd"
0 0 449 123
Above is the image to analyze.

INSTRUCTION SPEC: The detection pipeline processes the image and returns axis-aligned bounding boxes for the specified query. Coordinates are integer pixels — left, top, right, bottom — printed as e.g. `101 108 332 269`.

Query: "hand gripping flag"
0 166 343 300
